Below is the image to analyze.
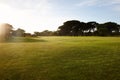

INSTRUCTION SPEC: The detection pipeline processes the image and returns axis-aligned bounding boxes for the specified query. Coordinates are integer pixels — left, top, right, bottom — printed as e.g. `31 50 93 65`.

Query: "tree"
57 20 92 36
97 22 120 36
104 22 119 35
85 21 99 36
0 23 13 41
97 24 109 36
58 20 81 36
34 32 40 36
87 21 98 32
39 30 54 36
24 33 32 37
13 28 25 37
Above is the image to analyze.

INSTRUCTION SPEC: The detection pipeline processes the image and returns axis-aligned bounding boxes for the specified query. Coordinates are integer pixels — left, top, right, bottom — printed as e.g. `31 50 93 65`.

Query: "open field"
0 37 120 80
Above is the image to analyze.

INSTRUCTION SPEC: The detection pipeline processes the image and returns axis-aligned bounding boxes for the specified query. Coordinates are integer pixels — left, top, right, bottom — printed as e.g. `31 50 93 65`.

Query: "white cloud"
0 0 52 15
76 0 120 12
76 0 120 7
111 0 120 12
76 0 98 7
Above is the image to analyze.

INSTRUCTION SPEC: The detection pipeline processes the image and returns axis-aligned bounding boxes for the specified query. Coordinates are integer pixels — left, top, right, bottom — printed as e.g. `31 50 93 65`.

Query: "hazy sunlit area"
0 0 120 80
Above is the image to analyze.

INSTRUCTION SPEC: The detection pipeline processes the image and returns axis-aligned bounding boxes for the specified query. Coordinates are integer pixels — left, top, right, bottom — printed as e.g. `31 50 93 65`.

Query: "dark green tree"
85 21 99 36
97 22 120 36
57 20 120 36
58 20 81 36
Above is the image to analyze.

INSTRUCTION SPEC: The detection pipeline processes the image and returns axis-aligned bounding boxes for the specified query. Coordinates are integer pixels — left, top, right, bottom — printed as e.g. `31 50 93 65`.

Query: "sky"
0 0 120 33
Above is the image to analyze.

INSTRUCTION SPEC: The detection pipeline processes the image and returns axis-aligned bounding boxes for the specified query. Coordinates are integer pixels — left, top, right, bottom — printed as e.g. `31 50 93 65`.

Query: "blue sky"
0 0 120 33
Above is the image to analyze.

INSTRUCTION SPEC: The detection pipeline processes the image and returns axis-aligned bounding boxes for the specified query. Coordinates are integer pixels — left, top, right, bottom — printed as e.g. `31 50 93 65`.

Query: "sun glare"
0 25 5 36
0 23 13 39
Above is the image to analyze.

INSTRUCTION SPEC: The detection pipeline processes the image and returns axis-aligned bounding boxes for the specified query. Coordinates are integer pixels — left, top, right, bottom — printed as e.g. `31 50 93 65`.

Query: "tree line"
0 20 120 41
57 20 120 36
28 20 120 36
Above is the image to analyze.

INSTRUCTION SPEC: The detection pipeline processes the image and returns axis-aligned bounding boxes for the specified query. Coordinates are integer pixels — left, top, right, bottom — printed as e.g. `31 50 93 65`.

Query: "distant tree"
57 20 120 36
13 28 25 37
58 20 94 36
24 33 32 37
34 32 40 36
118 24 120 35
105 22 119 35
0 23 13 41
39 30 54 36
97 22 120 36
58 20 81 36
86 21 99 36
33 30 58 36
52 31 59 36
87 22 98 32
97 24 109 36
79 22 88 36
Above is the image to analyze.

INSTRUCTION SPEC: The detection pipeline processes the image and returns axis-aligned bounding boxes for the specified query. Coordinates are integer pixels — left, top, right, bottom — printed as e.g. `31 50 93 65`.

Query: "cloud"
76 0 98 7
111 0 120 12
0 0 52 15
76 0 120 7
76 0 120 12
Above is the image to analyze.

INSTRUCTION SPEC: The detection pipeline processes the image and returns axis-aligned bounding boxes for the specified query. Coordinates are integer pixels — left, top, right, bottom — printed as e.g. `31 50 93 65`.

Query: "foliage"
57 20 120 36
34 30 57 36
12 28 25 37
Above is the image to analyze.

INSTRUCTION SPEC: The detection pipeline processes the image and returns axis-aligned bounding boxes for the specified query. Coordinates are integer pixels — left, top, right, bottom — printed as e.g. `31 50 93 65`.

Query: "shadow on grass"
4 37 47 43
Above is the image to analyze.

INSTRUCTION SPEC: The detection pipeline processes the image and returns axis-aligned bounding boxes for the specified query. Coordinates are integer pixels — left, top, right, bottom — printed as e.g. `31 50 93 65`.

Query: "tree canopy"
12 28 25 37
57 20 120 36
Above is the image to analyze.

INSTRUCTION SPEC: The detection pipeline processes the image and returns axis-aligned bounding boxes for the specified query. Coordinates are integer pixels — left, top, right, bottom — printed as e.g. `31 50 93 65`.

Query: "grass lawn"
0 37 120 80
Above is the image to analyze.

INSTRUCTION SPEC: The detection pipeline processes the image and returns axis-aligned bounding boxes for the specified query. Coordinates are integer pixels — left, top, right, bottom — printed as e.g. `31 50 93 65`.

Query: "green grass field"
0 37 120 80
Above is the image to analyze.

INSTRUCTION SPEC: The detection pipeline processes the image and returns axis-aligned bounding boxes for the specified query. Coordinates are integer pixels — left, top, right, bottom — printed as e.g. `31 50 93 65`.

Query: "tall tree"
58 20 81 36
